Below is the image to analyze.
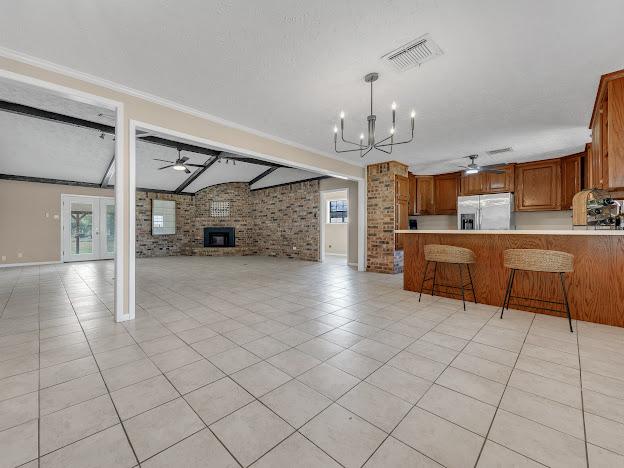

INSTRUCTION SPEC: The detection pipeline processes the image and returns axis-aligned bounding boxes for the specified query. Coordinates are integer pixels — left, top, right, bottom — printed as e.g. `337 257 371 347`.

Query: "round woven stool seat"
424 244 476 264
503 249 574 273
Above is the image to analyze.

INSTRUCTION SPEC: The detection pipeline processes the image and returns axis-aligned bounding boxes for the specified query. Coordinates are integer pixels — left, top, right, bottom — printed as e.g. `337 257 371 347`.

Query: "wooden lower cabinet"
515 159 561 211
434 173 460 214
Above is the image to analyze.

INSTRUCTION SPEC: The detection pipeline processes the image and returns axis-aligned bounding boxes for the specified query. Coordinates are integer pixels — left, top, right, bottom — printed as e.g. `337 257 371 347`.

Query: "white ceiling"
1 1 623 173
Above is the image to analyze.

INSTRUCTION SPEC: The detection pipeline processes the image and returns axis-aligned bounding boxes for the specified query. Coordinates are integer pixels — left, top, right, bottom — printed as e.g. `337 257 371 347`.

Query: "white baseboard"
0 260 61 268
348 262 358 267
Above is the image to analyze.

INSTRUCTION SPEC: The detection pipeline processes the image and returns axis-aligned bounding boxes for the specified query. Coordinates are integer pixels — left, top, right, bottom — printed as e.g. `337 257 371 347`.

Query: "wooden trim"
249 166 279 186
174 155 220 193
0 173 103 188
249 176 329 191
100 155 115 188
589 68 624 128
0 99 115 134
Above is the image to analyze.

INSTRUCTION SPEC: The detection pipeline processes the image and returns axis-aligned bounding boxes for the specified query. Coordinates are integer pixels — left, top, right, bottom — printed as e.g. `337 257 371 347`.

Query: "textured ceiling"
1 1 623 173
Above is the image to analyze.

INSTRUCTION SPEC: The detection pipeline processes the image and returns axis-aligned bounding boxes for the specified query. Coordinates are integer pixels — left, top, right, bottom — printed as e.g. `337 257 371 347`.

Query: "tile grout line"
54 265 142 466
360 304 501 468
576 326 590 468
473 312 537 467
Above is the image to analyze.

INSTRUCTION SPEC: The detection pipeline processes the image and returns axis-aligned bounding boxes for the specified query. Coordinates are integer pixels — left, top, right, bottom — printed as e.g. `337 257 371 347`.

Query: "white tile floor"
1 256 623 467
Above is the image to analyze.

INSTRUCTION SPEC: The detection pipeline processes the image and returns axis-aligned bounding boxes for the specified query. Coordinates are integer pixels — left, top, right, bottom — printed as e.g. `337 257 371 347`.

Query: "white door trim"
0 68 128 322
320 189 349 263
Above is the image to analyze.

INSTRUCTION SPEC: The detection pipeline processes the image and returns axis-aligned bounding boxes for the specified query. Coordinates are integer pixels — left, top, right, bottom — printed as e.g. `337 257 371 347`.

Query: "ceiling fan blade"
481 163 508 169
185 167 191 174
185 163 204 168
154 158 175 163
180 156 189 163
158 165 174 170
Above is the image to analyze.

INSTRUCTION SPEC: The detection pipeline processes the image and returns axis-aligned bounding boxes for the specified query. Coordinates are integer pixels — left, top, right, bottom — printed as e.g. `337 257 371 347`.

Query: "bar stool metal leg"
466 264 477 304
431 262 438 297
418 261 430 303
559 272 573 333
458 264 466 311
505 269 516 311
500 269 514 319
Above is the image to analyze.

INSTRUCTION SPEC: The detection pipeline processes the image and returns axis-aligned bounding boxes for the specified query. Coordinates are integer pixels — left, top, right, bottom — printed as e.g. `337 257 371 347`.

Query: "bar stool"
500 249 574 332
418 244 477 311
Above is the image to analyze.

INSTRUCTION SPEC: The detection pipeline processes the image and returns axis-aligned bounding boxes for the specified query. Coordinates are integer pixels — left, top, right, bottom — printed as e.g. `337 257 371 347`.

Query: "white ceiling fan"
459 155 506 175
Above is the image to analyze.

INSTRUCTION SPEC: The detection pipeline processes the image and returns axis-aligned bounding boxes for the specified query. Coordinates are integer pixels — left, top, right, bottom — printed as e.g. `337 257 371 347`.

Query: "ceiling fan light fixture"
173 164 186 171
465 168 479 175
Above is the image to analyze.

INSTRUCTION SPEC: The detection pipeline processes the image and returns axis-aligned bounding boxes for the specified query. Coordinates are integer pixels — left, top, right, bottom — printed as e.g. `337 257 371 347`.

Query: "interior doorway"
320 189 349 264
62 195 115 262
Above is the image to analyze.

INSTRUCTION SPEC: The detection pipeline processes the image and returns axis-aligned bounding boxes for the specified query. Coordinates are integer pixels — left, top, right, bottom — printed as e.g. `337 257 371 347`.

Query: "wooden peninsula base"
398 230 624 327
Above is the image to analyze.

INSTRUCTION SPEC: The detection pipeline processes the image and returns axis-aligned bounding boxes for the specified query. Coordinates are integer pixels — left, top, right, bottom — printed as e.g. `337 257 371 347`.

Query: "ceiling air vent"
485 147 513 156
381 34 443 72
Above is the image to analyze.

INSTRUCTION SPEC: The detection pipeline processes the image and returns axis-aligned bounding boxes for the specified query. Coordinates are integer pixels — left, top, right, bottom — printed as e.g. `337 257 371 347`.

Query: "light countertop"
395 229 624 236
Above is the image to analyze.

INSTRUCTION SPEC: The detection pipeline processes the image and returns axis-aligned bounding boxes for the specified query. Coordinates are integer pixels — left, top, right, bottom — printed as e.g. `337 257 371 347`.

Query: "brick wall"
192 183 254 253
135 180 320 261
366 161 408 273
135 191 194 257
251 180 320 261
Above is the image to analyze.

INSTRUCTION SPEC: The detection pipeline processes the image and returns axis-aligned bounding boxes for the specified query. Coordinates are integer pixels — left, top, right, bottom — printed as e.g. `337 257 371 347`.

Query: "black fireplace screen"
204 227 235 247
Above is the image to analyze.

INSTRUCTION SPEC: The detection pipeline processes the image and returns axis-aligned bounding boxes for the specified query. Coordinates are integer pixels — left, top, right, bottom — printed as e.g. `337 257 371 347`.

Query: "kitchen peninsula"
396 229 624 327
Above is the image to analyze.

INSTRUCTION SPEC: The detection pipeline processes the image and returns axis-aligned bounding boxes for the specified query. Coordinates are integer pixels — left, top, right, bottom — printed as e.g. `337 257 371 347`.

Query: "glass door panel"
100 199 115 259
64 197 99 262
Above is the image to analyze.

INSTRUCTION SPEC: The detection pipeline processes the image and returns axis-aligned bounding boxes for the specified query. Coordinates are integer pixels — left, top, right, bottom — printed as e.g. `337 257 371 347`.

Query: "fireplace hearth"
204 227 235 247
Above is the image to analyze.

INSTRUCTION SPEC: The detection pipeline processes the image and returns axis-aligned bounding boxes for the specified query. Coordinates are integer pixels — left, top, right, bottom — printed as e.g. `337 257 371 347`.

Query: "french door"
62 195 115 262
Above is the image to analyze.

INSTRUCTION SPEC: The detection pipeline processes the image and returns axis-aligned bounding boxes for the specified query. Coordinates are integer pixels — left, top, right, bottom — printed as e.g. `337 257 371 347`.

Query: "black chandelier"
334 72 415 158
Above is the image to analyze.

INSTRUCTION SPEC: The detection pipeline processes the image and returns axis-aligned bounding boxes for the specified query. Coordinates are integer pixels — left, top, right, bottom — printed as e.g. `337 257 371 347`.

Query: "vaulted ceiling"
0 77 323 192
1 0 623 173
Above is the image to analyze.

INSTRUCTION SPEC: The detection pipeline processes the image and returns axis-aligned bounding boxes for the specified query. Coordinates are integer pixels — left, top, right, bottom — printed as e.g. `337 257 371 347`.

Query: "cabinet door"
408 173 417 215
486 165 515 193
395 200 408 250
515 160 561 211
561 154 582 210
434 173 460 214
395 175 409 202
591 111 604 189
460 173 484 195
416 176 434 214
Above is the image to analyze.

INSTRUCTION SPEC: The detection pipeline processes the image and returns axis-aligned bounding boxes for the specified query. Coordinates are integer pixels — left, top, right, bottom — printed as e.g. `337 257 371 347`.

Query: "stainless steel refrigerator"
457 193 515 230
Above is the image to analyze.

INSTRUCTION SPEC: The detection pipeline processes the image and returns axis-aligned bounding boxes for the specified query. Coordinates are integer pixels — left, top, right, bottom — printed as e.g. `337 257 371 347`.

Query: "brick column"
366 161 408 273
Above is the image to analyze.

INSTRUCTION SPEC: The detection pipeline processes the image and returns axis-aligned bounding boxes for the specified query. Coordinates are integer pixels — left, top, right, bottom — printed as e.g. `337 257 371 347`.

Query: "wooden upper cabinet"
607 78 624 188
395 174 409 202
459 173 484 195
486 165 515 193
408 173 418 216
459 165 514 195
434 173 460 215
416 176 434 215
515 160 561 211
589 71 624 189
561 153 583 210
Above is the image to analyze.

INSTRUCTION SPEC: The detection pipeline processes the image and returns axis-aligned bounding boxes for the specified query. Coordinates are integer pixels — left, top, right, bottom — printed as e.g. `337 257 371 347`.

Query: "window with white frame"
152 199 176 235
328 199 348 223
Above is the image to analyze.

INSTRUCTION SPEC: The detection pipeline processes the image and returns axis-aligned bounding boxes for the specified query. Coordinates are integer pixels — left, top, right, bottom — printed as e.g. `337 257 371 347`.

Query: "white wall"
319 179 359 264
321 189 348 257
410 210 575 230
